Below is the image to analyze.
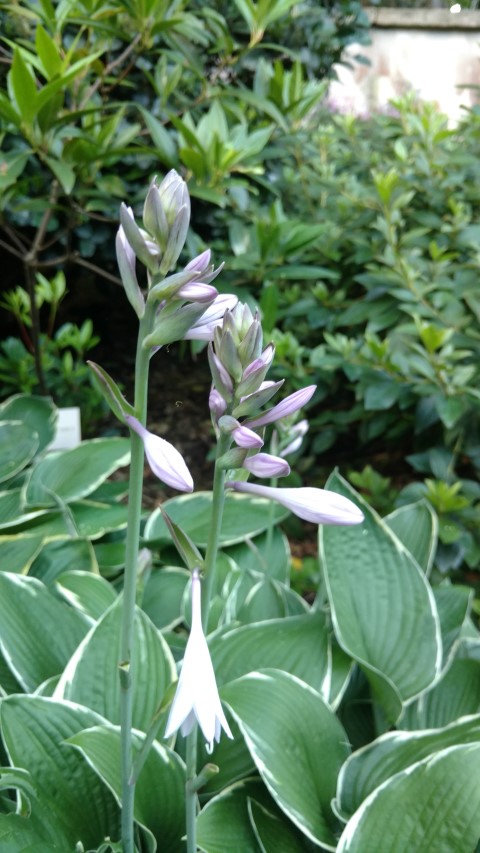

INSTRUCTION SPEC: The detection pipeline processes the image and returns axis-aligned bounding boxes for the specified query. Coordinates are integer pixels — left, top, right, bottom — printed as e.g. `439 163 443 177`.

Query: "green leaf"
0 535 43 574
225 527 290 583
142 567 190 630
88 361 134 423
54 597 176 732
0 421 39 483
35 25 62 79
384 500 438 576
433 584 472 671
144 491 288 548
9 49 38 125
320 472 441 722
140 107 178 167
56 570 117 620
197 782 263 853
402 657 480 729
337 744 480 853
23 438 130 507
336 714 480 820
0 696 120 849
0 573 88 691
210 613 330 695
0 813 59 851
222 669 350 849
68 724 185 853
0 394 56 454
29 538 97 585
248 798 307 853
45 156 76 194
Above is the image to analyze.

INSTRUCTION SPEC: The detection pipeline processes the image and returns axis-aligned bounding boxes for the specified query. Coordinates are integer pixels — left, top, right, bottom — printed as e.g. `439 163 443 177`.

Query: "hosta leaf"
54 597 176 732
144 492 288 548
0 696 120 849
23 438 130 507
402 657 480 729
0 394 56 455
320 472 441 722
56 570 117 620
337 744 480 853
222 669 350 849
0 421 38 483
247 799 307 853
336 714 480 820
210 613 330 696
384 500 438 576
68 724 185 852
197 782 266 853
0 573 88 691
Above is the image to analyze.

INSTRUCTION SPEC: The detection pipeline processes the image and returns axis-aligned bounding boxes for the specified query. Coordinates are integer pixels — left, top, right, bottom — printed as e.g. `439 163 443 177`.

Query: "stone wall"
329 9 480 122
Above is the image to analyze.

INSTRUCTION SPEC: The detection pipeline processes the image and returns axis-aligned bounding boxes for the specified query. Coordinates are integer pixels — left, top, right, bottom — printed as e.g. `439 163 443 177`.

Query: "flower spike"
165 569 233 752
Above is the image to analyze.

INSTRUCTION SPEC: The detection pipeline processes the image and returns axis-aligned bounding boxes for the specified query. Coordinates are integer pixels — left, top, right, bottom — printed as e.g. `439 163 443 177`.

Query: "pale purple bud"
158 170 191 228
226 481 365 526
126 415 193 492
208 345 234 397
233 380 284 419
115 227 145 318
143 302 207 348
119 204 160 272
143 180 169 249
164 568 233 752
183 294 238 342
242 344 275 381
209 388 227 422
232 426 264 449
280 420 309 458
242 453 290 478
161 204 190 272
185 249 211 274
246 385 316 429
176 282 218 303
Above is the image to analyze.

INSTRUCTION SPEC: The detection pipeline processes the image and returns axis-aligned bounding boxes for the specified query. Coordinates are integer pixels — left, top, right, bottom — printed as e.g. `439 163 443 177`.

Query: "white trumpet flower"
165 569 233 753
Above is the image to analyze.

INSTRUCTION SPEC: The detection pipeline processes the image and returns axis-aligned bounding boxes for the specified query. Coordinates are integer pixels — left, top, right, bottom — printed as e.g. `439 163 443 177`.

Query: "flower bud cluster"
115 170 237 348
208 302 315 480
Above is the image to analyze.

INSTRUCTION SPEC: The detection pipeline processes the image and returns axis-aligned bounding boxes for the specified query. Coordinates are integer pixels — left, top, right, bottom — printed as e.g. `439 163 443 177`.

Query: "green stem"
185 728 198 853
201 432 231 626
120 309 153 853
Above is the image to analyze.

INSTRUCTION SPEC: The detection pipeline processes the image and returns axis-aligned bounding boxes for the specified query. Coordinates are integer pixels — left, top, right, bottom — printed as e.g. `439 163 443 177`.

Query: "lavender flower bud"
115 227 145 318
242 453 290 478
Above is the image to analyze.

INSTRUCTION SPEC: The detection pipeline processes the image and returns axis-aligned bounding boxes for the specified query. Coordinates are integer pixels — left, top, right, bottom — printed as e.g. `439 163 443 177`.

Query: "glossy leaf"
0 421 39 483
384 500 438 576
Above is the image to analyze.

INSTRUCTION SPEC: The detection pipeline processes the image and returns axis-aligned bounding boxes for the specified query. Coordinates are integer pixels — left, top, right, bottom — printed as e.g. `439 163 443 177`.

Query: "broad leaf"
55 597 176 732
23 438 130 507
222 669 350 849
384 500 438 575
0 696 120 849
337 743 480 852
69 724 185 852
320 472 441 721
0 573 87 691
144 492 288 548
336 714 480 819
210 613 330 696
